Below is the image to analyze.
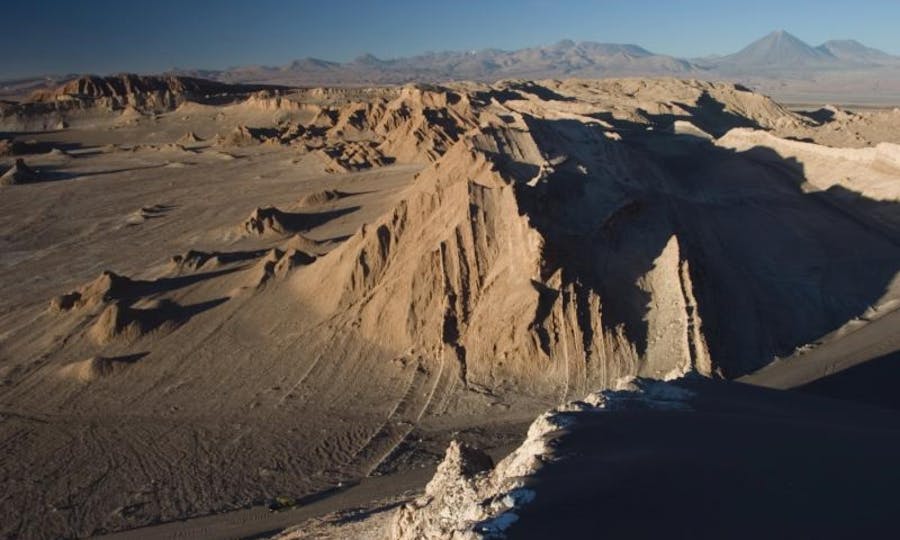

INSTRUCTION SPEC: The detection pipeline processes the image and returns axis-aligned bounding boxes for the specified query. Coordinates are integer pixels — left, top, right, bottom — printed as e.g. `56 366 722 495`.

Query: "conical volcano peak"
717 29 835 68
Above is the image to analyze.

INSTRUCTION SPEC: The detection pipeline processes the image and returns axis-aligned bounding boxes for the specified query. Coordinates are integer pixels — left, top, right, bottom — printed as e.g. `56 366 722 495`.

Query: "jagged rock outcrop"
289 77 899 395
242 207 297 235
373 85 477 162
390 377 696 539
249 248 316 289
178 131 203 144
391 441 497 539
57 356 134 382
88 299 183 344
293 83 721 398
49 271 139 312
315 141 389 172
297 189 350 207
0 158 39 185
28 74 285 113
216 125 276 147
49 271 192 344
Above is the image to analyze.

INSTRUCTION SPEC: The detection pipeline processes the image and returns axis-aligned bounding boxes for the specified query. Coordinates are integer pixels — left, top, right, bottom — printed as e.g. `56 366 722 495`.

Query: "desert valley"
2 15 900 540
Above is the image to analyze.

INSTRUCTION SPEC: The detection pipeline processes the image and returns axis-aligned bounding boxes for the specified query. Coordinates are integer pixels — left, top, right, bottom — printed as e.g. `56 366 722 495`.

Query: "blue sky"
2 0 899 78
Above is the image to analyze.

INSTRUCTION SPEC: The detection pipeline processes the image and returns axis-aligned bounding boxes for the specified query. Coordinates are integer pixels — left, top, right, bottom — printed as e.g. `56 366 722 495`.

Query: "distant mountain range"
170 40 697 86
163 30 900 87
4 31 900 103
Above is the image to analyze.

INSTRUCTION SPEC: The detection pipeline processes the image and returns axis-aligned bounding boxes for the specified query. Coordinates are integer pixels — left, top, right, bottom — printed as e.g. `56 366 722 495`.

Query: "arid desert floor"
1 76 899 539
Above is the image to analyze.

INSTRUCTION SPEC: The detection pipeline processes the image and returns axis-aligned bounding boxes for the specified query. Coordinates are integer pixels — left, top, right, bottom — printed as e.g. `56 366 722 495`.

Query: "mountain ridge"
4 31 900 102
170 30 898 84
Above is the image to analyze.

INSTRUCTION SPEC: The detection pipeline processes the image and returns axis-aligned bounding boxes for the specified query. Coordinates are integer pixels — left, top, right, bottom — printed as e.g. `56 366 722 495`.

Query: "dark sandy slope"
742 308 900 409
506 377 900 539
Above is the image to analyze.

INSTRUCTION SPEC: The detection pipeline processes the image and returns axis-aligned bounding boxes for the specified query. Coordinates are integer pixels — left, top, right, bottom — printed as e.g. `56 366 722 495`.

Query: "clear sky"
3 0 900 78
